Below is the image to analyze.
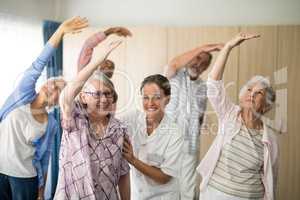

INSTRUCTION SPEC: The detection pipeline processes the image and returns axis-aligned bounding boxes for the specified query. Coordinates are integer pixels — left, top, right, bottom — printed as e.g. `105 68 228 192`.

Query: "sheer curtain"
0 13 45 106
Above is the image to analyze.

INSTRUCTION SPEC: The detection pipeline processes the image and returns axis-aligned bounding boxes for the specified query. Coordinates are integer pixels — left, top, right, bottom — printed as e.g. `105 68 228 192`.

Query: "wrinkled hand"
104 27 132 37
59 16 89 34
91 40 122 66
122 137 136 165
226 33 260 49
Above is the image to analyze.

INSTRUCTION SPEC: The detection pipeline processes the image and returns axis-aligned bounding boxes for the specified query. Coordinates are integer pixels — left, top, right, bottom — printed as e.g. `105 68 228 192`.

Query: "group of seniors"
0 16 279 200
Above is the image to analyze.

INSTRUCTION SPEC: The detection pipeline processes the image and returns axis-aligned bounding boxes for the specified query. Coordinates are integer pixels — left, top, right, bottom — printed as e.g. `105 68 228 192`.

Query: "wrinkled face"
99 60 115 78
239 82 268 114
42 79 66 107
81 80 114 117
186 52 211 80
142 83 169 119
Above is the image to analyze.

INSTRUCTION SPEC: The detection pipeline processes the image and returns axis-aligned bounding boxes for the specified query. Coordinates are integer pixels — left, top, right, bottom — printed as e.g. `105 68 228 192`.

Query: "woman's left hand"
122 137 136 165
59 16 89 34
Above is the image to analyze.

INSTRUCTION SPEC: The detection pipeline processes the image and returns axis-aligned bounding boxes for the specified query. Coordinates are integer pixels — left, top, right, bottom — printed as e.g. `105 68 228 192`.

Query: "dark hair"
102 59 115 69
140 74 171 96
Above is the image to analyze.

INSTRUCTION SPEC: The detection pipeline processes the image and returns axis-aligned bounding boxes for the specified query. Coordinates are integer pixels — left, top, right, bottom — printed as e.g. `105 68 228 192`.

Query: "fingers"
238 33 260 40
73 17 89 29
114 27 132 37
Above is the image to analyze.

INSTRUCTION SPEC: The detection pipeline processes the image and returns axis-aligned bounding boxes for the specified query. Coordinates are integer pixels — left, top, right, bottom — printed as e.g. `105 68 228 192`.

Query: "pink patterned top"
54 101 130 200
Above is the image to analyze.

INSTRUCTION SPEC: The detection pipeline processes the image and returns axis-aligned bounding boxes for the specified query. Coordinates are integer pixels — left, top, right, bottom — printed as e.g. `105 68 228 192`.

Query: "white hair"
80 69 117 103
82 70 114 92
239 75 276 110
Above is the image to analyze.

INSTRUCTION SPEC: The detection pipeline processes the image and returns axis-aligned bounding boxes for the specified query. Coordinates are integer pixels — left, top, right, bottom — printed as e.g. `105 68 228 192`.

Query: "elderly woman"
197 33 279 200
121 74 184 200
55 41 130 200
0 17 88 200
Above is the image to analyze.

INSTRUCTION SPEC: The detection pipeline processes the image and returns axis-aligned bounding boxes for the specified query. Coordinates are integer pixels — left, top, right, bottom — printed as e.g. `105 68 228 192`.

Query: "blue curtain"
42 20 62 199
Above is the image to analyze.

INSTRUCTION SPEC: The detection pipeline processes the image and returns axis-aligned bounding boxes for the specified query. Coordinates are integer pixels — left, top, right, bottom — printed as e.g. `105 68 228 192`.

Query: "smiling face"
239 82 268 114
186 52 212 80
141 83 170 120
80 80 114 118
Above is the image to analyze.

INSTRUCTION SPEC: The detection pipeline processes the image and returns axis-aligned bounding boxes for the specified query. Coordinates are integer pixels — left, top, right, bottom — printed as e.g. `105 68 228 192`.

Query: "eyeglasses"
84 91 114 99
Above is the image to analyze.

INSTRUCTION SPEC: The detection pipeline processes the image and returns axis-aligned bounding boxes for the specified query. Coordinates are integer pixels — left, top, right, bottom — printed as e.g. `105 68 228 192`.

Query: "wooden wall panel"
277 26 300 200
239 26 278 86
122 27 167 113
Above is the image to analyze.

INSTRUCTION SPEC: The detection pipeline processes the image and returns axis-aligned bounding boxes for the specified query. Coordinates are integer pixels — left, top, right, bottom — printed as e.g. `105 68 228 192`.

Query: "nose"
147 98 155 106
99 96 109 103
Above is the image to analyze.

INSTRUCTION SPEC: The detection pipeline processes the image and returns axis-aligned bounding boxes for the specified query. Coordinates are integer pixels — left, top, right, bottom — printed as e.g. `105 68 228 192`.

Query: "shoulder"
160 115 183 139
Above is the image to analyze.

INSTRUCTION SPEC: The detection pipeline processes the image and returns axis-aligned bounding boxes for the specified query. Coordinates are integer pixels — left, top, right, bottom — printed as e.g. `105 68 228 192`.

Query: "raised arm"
77 27 132 72
166 43 223 79
209 33 259 80
60 41 122 119
19 16 89 92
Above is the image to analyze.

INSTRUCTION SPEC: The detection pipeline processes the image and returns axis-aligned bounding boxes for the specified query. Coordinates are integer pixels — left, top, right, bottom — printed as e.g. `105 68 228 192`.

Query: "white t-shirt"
0 104 47 178
121 110 184 200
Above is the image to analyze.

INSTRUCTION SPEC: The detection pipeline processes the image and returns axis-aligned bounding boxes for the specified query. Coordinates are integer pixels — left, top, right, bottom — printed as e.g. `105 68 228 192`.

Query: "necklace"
89 123 105 140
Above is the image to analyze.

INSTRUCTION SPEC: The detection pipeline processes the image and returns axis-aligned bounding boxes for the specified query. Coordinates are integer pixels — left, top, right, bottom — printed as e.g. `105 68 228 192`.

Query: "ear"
165 96 170 105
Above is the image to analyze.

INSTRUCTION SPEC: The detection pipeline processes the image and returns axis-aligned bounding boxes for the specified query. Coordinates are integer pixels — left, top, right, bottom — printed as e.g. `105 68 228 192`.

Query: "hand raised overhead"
104 27 132 37
226 33 260 49
59 16 89 34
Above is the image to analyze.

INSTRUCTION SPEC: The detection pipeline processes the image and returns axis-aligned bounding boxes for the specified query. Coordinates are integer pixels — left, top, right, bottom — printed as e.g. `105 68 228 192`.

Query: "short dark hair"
140 74 171 96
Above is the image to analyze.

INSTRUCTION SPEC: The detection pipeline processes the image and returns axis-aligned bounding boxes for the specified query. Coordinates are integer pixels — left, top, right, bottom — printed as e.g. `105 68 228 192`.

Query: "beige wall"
63 26 300 200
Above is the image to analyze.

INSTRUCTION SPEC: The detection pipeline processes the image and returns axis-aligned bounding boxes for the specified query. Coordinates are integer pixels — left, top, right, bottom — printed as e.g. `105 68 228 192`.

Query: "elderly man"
165 43 223 200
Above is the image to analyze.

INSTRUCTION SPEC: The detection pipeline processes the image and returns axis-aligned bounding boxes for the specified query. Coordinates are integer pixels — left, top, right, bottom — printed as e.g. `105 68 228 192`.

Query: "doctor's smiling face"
140 75 171 120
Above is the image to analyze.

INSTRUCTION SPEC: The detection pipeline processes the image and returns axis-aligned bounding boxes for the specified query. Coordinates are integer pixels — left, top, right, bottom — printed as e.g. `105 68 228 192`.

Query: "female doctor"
122 74 184 200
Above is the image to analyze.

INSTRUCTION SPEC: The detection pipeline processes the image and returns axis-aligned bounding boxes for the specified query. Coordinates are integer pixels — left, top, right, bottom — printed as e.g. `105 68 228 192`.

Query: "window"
0 13 45 106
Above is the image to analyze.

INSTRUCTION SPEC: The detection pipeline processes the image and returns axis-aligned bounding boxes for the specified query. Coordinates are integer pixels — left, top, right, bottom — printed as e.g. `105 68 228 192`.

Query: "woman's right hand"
90 40 123 66
226 33 260 49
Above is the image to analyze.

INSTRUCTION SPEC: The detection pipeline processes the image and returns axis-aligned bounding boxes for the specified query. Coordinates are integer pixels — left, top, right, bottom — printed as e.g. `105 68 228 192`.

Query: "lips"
96 104 110 109
146 108 158 112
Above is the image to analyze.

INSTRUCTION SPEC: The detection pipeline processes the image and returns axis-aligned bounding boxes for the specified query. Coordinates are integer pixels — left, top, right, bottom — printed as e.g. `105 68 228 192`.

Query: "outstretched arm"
19 16 89 92
166 43 223 79
77 27 132 72
60 41 122 119
209 33 259 80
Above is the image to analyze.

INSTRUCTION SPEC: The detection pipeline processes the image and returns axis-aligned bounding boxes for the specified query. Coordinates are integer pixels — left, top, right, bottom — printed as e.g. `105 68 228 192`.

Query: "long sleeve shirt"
0 43 60 187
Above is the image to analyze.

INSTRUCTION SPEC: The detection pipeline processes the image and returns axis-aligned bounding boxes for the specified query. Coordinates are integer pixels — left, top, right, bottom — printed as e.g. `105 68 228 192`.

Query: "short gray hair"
239 75 276 111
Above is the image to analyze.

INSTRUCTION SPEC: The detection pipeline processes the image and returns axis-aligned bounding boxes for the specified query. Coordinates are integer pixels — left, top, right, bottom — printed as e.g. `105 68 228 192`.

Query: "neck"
241 108 263 129
89 113 109 125
146 112 164 134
